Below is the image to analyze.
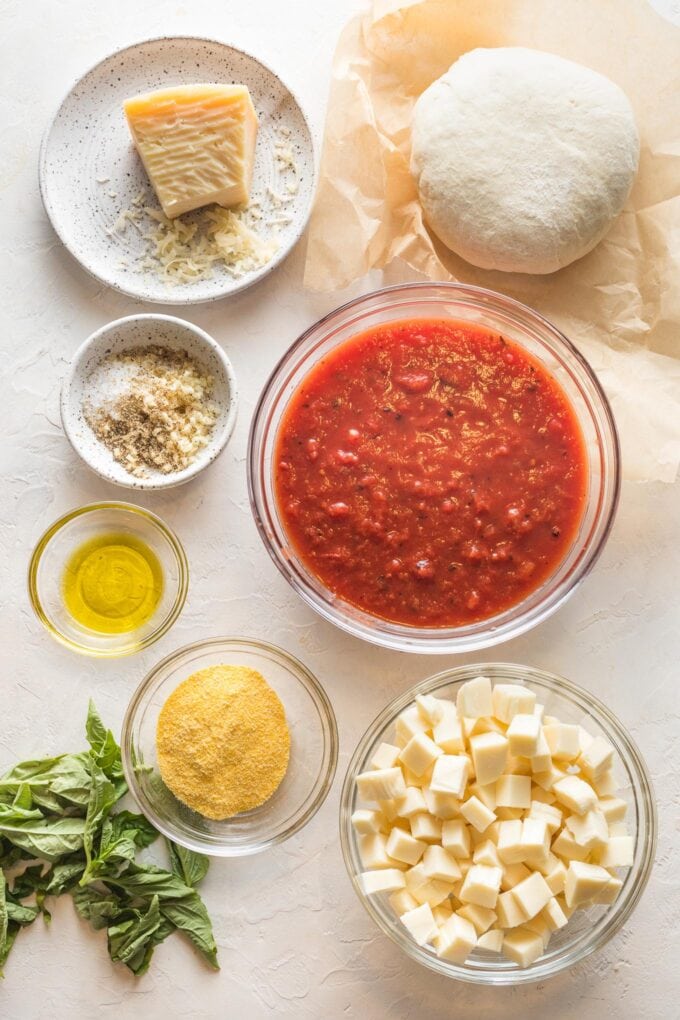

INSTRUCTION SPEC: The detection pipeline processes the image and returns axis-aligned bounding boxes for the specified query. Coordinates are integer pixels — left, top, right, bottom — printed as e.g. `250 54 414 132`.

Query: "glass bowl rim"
338 661 657 986
247 281 621 654
27 500 189 657
121 635 340 856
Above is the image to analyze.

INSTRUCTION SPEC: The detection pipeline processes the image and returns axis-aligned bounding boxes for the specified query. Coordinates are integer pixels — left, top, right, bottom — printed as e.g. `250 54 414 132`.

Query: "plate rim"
38 34 317 305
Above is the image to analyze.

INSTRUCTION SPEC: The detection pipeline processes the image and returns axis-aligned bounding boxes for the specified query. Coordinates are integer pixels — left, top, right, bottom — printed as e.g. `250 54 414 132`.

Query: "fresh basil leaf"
112 812 158 850
45 857 85 896
166 840 209 888
107 895 162 971
0 923 19 975
0 803 46 826
86 702 126 794
160 894 219 970
0 872 7 963
0 754 94 812
9 864 47 899
5 898 39 926
82 763 117 873
85 701 108 754
0 815 86 861
12 784 32 811
0 839 24 869
72 886 127 932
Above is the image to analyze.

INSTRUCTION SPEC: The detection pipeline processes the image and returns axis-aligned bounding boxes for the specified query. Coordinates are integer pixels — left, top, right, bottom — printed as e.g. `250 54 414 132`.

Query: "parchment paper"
304 0 680 482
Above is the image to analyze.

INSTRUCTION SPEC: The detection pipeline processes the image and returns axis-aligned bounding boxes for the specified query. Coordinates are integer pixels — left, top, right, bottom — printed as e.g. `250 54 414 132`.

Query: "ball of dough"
411 48 639 274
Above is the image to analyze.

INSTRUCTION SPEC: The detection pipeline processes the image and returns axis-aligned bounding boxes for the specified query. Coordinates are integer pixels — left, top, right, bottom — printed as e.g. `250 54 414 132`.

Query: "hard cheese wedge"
123 84 259 218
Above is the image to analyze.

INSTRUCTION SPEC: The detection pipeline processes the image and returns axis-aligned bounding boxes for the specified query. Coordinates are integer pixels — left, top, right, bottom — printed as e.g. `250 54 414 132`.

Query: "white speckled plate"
40 37 315 304
61 314 238 489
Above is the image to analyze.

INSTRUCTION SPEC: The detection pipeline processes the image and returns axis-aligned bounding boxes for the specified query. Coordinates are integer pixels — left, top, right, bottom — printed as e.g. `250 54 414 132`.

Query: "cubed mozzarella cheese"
477 928 504 953
502 927 544 968
430 755 470 798
436 914 477 963
564 861 611 907
456 675 493 719
507 714 541 757
460 796 496 833
510 872 552 920
441 818 471 858
399 733 443 776
360 869 406 894
553 775 597 815
459 864 503 909
351 809 384 835
597 835 634 868
469 732 509 786
357 767 407 803
399 903 439 945
370 742 402 770
386 827 427 866
496 774 531 809
578 735 614 780
492 684 536 723
543 723 580 761
422 844 462 882
432 702 465 753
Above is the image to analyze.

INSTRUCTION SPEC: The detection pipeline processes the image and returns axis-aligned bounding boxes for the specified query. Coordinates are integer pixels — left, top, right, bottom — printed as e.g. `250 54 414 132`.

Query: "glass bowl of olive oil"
28 502 188 656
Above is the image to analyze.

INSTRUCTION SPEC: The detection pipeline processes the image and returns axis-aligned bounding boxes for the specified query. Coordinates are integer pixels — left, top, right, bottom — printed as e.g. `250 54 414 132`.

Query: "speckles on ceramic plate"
39 37 316 304
61 314 238 490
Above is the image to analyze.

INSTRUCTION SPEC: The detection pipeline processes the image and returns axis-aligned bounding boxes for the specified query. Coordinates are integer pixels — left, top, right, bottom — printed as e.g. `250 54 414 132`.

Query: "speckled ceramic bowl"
39 36 315 303
61 314 238 490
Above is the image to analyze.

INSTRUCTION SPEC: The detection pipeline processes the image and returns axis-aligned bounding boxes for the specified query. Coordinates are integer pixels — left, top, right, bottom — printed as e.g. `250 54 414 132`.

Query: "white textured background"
1 1 678 1017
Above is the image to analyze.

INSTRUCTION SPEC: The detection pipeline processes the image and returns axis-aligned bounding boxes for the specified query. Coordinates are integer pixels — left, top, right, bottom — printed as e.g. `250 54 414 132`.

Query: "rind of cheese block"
124 84 259 218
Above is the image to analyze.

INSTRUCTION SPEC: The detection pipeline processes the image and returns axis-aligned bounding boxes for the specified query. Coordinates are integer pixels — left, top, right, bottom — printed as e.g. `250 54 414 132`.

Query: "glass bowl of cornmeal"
28 501 188 656
121 637 339 856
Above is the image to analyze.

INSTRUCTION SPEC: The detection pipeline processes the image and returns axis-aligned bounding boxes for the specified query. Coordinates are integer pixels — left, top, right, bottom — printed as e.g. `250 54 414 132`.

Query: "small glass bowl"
28 501 188 657
340 663 656 986
248 283 620 654
121 637 339 856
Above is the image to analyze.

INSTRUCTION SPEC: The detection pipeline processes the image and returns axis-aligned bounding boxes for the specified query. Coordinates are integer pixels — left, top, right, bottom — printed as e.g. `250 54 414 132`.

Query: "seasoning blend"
63 532 163 634
156 665 291 820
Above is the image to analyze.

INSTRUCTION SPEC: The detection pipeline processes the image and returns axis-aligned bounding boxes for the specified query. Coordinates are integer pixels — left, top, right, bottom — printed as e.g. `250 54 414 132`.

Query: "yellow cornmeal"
156 665 291 820
62 532 163 634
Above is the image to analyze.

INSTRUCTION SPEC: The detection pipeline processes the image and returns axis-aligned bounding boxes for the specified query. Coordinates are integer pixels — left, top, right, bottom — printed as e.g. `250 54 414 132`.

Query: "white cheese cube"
456 675 493 719
532 850 560 877
510 872 552 920
507 714 541 757
520 817 551 865
598 797 627 824
370 742 401 771
545 859 568 895
530 785 556 805
402 765 433 789
389 888 419 915
473 839 501 868
357 767 406 803
565 809 609 850
421 787 461 819
359 833 399 870
496 774 531 809
597 835 634 868
457 903 497 935
386 827 427 866
577 725 595 753
432 702 465 753
423 845 462 883
360 868 406 894
436 914 477 963
528 800 563 832
351 809 384 835
592 770 618 797
608 820 630 837
395 704 430 746
459 864 503 909
377 798 401 823
395 787 428 818
441 818 471 858
553 775 597 815
430 755 470 798
543 723 580 761
460 796 495 833
476 716 507 736
497 819 524 864
578 735 614 781
496 889 527 928
492 684 536 723
404 863 429 894
555 894 576 919
593 876 624 904
412 879 455 907
410 812 443 843
551 828 590 863
506 755 533 776
532 762 568 791
469 732 509 786
399 902 439 945
477 928 504 952
399 733 443 776
415 693 446 725
467 782 497 811
541 897 569 931
564 861 611 907
432 903 454 925
495 807 525 821
523 913 552 950
530 731 553 773
533 703 546 722
502 926 544 967
500 862 532 891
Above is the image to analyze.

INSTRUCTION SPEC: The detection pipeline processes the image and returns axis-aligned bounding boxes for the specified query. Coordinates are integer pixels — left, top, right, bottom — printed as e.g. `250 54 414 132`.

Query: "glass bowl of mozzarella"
339 663 655 985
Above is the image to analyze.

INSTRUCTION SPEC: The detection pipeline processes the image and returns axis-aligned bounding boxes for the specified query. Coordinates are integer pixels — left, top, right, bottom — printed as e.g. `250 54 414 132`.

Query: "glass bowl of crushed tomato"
248 283 620 653
339 663 656 985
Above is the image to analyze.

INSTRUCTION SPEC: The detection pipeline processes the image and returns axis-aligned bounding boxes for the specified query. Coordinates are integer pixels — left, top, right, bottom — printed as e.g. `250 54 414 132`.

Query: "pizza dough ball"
411 48 639 274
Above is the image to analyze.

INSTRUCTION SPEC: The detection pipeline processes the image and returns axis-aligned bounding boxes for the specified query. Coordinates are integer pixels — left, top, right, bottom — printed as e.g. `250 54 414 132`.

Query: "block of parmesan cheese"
123 84 259 218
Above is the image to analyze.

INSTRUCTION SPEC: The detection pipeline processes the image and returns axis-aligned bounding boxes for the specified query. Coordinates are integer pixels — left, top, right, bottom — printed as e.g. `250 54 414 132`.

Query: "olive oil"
62 532 163 634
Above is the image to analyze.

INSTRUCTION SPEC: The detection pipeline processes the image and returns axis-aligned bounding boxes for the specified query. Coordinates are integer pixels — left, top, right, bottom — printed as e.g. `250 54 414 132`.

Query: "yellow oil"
62 532 163 635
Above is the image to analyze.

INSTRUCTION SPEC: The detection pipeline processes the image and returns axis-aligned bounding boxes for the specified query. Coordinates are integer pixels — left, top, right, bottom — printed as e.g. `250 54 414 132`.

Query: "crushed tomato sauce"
274 319 587 627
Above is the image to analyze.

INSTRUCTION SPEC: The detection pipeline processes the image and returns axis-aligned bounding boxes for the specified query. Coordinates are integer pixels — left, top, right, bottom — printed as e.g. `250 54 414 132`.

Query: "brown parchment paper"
304 0 680 482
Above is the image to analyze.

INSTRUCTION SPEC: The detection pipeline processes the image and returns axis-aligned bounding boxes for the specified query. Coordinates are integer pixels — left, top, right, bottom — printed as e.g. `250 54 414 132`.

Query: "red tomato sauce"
274 319 587 628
